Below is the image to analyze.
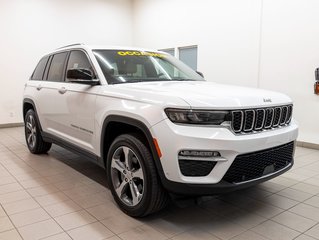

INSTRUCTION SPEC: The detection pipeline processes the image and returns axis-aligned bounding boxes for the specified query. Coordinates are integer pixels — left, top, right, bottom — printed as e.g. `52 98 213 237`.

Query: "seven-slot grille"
231 105 293 134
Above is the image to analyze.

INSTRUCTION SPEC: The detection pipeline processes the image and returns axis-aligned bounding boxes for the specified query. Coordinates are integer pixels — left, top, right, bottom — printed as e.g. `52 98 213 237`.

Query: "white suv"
23 44 298 216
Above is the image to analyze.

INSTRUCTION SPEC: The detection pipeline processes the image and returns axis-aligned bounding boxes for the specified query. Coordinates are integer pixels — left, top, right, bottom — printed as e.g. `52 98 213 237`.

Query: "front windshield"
93 50 204 84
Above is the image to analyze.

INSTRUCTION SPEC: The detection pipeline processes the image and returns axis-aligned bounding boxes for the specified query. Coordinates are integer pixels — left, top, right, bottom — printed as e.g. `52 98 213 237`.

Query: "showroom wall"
132 0 262 88
0 0 133 125
259 0 319 144
132 0 319 145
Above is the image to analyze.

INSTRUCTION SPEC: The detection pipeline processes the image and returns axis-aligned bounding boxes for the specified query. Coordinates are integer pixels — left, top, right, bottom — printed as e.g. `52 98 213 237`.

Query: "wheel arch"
100 115 166 182
23 98 36 119
23 98 43 131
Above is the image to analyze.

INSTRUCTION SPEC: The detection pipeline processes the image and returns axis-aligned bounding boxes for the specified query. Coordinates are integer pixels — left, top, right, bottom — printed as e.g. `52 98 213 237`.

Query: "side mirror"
67 68 99 85
315 68 319 81
196 71 204 78
67 68 93 80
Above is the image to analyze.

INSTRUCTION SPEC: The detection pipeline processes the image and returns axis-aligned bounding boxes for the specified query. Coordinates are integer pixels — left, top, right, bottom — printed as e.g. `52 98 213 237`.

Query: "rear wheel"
107 134 169 217
24 109 52 154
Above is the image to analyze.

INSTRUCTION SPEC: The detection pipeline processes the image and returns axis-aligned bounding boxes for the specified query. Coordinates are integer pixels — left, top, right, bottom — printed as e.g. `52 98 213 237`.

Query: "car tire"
24 109 52 154
107 133 169 217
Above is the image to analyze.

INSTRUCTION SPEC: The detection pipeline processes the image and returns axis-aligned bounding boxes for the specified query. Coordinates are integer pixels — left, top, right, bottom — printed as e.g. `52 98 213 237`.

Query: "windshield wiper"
117 78 170 83
171 78 196 81
113 78 197 84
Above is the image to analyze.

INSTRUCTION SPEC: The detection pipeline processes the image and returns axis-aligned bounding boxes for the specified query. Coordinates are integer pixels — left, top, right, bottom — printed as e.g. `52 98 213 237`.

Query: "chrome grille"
255 109 265 130
232 111 244 132
264 108 274 129
280 106 288 125
273 107 281 127
243 110 255 132
231 105 293 134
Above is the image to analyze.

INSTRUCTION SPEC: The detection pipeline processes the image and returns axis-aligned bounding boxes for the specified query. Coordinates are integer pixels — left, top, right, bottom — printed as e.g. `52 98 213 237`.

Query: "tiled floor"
0 127 319 240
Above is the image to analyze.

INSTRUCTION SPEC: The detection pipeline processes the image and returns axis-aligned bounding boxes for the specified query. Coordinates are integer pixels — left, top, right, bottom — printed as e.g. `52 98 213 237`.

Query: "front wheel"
106 134 169 217
24 109 52 154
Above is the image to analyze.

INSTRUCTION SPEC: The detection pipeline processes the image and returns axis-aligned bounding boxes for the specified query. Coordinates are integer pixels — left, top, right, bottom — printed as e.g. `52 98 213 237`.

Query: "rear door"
32 52 69 134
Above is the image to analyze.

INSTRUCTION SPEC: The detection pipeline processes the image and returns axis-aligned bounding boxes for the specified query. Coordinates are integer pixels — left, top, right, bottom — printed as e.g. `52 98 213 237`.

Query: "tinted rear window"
47 52 68 82
31 56 49 80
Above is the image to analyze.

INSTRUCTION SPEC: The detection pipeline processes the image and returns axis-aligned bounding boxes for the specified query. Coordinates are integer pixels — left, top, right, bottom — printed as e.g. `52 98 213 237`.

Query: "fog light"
178 150 227 162
179 150 221 158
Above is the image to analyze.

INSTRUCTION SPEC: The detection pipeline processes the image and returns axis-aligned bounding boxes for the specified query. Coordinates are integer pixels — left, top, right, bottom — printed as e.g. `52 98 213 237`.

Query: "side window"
31 56 49 80
66 50 95 81
47 52 68 82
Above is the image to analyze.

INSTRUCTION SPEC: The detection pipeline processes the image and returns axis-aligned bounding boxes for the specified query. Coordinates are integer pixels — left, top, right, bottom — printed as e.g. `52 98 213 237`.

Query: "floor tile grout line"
0 204 25 240
271 212 317 234
210 188 319 236
196 198 272 237
249 218 300 240
275 189 316 204
117 224 170 240
301 222 319 238
229 229 273 240
249 200 318 235
39 199 103 239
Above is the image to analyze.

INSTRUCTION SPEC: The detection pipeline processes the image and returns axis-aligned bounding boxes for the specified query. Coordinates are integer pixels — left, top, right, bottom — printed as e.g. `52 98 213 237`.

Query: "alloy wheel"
26 115 37 149
111 146 144 206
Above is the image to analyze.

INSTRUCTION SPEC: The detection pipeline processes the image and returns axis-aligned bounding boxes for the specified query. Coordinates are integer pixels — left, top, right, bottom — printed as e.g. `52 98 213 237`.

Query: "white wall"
0 0 132 125
132 0 319 145
132 0 262 88
260 0 319 144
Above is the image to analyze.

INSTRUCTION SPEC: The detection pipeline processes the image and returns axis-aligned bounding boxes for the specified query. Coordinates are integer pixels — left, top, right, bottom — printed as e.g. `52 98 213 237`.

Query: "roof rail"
57 43 84 49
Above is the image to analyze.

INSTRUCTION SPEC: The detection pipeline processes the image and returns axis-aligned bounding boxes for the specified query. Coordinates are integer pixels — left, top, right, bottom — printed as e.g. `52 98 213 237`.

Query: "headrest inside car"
118 61 137 75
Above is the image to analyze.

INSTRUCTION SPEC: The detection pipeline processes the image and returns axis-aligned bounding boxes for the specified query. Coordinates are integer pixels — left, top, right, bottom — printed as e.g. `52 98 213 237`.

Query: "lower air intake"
223 142 294 184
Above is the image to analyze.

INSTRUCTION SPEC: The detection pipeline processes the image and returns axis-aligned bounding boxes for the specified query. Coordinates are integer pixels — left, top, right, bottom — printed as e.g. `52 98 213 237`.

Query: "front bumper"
150 118 298 193
161 161 293 195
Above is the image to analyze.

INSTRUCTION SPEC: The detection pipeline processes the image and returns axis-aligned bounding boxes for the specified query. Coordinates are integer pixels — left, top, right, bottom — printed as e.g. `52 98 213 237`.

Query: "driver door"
56 50 100 154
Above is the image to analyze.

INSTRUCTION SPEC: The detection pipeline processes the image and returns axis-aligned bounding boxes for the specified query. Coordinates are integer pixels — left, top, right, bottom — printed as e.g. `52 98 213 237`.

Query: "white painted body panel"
151 119 298 183
108 81 292 109
25 80 99 152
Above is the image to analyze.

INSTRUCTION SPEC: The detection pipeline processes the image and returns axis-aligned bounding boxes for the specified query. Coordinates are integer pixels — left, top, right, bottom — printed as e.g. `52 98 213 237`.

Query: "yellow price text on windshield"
117 51 165 58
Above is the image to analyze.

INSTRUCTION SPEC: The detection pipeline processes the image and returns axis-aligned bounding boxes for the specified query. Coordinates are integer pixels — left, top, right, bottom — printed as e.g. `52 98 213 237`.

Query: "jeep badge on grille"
263 98 272 103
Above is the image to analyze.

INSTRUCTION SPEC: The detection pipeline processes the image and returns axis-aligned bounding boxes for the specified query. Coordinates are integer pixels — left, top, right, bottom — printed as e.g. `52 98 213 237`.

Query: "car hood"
113 81 292 109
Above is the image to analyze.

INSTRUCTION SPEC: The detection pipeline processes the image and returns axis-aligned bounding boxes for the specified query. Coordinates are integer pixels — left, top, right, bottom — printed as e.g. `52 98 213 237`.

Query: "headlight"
164 108 231 125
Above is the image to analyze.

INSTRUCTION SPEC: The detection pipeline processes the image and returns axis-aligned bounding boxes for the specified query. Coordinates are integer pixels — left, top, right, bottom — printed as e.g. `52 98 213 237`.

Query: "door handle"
36 85 42 91
58 87 67 94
